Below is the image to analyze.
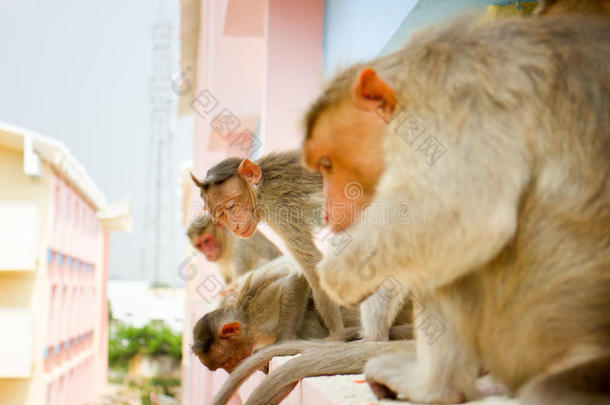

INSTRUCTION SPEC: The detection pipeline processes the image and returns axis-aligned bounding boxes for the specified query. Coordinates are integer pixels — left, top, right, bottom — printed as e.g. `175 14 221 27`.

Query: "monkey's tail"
340 324 414 342
211 340 345 405
244 341 409 405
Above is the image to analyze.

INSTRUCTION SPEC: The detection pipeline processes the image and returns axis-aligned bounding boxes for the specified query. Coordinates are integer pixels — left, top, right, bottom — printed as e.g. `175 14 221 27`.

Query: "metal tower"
140 11 178 285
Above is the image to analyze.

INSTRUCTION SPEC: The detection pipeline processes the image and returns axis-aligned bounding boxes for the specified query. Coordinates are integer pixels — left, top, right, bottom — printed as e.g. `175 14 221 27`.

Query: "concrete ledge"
205 356 518 405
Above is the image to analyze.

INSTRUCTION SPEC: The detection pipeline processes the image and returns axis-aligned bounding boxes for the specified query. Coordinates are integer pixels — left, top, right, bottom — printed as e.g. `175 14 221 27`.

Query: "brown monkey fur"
192 256 407 373
187 214 281 283
191 152 412 341
191 152 344 337
192 255 412 376
303 13 610 405
192 256 326 373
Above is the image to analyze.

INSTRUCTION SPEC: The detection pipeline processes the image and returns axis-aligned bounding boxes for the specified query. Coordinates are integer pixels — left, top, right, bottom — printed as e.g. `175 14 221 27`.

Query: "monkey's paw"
365 353 465 404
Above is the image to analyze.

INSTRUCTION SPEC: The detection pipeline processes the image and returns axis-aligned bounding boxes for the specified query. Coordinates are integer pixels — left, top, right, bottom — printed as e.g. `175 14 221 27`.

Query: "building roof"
0 122 132 232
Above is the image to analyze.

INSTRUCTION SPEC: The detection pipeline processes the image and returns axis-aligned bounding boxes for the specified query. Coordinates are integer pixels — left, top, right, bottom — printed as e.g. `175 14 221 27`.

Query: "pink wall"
44 173 106 405
182 0 325 404
261 0 324 151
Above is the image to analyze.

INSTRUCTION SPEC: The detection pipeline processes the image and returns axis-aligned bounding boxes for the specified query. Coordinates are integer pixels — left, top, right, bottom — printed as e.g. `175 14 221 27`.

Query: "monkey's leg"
365 311 478 403
520 352 610 405
360 287 407 341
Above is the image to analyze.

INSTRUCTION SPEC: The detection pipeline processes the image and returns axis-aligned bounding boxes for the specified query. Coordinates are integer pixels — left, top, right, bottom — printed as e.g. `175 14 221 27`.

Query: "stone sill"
213 356 517 405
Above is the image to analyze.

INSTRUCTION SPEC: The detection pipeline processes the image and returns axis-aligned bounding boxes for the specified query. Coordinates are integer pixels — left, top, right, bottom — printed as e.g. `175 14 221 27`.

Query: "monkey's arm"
278 226 344 335
243 341 413 405
318 125 531 306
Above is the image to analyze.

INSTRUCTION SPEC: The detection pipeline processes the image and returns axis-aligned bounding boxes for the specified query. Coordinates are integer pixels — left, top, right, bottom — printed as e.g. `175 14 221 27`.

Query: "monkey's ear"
219 321 242 338
352 67 397 118
191 172 204 188
237 159 262 185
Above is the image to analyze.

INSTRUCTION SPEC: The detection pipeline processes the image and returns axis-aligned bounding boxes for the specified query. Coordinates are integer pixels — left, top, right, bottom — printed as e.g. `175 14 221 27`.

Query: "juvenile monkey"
535 0 610 15
303 13 610 405
191 256 368 373
187 214 281 283
192 255 412 374
191 151 345 337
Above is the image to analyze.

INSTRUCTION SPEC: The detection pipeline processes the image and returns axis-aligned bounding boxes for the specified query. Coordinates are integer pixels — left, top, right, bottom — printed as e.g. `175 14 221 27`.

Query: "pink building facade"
0 124 131 405
178 1 324 403
43 174 107 405
177 0 527 403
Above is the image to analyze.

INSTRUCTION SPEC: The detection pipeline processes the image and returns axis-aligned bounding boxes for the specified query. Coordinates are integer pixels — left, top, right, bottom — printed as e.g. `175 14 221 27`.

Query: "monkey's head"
192 308 254 373
303 67 396 233
191 158 261 239
186 215 223 261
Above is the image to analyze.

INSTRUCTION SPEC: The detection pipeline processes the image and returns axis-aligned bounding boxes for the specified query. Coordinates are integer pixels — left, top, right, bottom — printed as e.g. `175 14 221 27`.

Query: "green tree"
108 320 182 368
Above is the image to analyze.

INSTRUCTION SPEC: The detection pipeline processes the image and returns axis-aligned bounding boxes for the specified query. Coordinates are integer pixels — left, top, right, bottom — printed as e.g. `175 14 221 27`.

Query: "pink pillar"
261 0 325 151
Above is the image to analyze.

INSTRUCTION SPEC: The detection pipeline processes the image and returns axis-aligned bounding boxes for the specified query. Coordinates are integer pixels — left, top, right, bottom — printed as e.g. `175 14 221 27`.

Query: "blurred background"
0 1 537 404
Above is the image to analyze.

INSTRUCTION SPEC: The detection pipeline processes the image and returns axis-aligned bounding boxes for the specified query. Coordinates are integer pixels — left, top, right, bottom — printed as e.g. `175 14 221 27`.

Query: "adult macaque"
304 13 610 405
187 214 281 283
212 340 410 405
535 0 610 15
191 151 345 337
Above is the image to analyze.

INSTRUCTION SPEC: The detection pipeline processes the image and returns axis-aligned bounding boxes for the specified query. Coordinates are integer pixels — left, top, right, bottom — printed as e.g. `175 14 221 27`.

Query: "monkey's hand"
365 351 465 403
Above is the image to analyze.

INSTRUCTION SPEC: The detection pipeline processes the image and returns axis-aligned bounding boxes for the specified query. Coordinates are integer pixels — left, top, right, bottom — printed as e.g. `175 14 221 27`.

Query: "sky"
0 0 193 283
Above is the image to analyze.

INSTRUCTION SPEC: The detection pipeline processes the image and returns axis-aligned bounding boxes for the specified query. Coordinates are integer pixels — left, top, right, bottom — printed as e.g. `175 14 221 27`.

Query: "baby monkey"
187 214 281 283
192 256 412 374
191 256 361 373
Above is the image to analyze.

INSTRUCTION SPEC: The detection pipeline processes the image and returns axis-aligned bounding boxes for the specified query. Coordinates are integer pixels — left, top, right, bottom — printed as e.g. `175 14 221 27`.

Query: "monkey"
535 0 610 16
190 151 346 338
191 256 376 373
192 254 413 374
212 324 507 405
187 214 282 283
211 339 411 405
303 12 610 405
191 256 326 373
191 153 413 341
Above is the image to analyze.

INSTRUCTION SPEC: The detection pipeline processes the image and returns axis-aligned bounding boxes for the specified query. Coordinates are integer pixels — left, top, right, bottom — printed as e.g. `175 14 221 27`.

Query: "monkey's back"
256 150 325 229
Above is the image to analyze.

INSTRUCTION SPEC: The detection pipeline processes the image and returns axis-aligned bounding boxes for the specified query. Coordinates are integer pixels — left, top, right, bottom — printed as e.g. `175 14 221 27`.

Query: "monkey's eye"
318 156 332 172
203 237 210 244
